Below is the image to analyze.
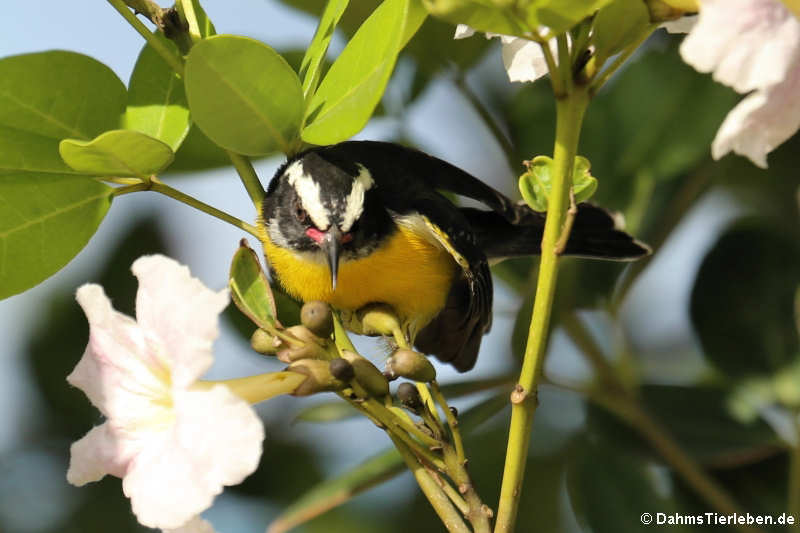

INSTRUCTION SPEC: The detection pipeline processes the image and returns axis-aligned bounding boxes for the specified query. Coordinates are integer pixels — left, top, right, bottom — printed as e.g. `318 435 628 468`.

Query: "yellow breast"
261 225 458 330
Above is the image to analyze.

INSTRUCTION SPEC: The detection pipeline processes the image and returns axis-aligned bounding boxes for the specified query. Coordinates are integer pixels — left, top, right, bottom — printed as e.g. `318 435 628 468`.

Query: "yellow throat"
261 224 458 332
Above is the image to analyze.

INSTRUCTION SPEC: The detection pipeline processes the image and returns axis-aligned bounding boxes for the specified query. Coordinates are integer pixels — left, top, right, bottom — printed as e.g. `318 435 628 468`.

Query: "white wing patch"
285 160 330 229
341 164 374 232
393 212 470 270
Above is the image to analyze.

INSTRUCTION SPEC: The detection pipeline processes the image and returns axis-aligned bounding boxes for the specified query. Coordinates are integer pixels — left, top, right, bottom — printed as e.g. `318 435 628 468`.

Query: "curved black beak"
321 225 343 290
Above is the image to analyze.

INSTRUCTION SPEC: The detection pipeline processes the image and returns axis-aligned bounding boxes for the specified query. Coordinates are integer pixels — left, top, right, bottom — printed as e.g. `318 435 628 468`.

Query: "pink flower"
677 0 800 167
67 255 264 530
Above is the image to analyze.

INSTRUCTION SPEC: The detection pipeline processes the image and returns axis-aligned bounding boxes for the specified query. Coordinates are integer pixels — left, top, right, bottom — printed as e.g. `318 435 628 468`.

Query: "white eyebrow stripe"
341 164 374 232
285 160 330 229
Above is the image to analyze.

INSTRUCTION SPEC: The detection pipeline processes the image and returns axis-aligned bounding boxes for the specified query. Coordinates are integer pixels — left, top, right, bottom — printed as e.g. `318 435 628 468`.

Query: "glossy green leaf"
519 155 597 211
0 174 113 299
300 0 350 99
59 130 174 178
185 35 303 156
423 0 612 37
593 0 650 63
168 124 231 172
301 0 427 144
123 34 190 152
690 219 800 377
229 241 281 329
0 52 126 175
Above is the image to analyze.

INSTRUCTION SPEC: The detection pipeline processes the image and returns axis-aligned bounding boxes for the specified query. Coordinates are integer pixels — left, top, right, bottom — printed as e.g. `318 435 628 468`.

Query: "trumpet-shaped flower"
454 24 556 83
67 255 264 530
677 0 800 167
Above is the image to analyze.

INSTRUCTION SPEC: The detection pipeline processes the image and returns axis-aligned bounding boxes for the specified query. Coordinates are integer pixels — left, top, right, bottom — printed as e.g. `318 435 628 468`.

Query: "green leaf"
518 155 597 211
123 34 191 152
690 219 800 378
0 174 113 299
300 0 350 100
295 402 359 423
301 0 427 145
168 124 231 172
0 52 127 175
59 130 174 178
593 0 651 63
423 0 612 37
229 241 281 329
567 435 694 533
185 35 304 156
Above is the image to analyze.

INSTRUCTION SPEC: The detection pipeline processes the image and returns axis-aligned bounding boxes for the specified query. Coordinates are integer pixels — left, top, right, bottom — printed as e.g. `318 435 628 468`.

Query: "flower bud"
288 359 345 396
301 301 334 338
329 358 355 382
276 325 328 363
358 304 401 336
341 350 390 398
385 349 436 382
250 328 279 355
397 382 423 412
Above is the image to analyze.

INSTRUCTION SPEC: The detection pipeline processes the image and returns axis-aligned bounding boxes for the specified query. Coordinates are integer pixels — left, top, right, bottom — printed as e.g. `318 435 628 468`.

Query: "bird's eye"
293 199 309 224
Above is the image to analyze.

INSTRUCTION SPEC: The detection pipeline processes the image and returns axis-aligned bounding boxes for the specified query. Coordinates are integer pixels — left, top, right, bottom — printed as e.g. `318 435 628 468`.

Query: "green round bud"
286 325 322 344
386 349 436 382
250 328 279 355
288 359 345 396
341 350 390 398
301 301 334 338
329 358 355 382
397 382 423 412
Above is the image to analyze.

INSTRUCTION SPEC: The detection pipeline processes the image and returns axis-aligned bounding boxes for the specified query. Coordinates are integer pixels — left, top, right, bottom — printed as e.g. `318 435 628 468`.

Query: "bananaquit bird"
260 141 648 372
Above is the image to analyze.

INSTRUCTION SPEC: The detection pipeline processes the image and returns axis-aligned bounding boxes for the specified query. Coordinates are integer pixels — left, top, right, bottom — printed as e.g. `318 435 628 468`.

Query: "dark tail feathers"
462 203 650 261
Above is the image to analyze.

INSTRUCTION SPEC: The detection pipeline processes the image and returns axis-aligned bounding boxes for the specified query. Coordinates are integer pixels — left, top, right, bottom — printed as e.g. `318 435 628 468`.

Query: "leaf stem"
226 150 266 208
494 86 589 533
431 381 466 465
389 435 471 533
106 0 185 76
112 178 260 237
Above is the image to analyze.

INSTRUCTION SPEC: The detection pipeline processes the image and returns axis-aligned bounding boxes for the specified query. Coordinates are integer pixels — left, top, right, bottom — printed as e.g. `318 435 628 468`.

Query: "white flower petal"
454 24 475 39
163 516 217 533
680 0 800 93
711 63 800 168
71 285 172 422
122 385 263 529
175 386 264 487
132 256 228 387
67 423 140 485
661 15 698 33
501 37 551 83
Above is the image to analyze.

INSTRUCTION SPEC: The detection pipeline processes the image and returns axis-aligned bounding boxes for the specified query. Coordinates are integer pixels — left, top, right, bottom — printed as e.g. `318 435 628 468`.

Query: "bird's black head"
262 149 394 287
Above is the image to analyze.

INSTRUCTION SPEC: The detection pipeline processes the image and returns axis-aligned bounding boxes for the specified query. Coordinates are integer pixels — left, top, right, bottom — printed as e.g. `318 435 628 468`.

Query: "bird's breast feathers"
262 214 459 329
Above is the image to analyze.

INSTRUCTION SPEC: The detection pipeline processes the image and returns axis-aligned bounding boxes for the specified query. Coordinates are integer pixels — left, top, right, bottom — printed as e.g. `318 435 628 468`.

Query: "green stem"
389 435 471 533
789 413 800 530
538 40 562 96
494 88 589 533
227 151 266 208
112 179 260 237
432 381 466 465
556 35 573 94
106 0 185 76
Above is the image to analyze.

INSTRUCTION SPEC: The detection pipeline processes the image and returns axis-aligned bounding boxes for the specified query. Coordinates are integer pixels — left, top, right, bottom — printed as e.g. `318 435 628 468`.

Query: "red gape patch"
305 227 354 244
305 227 324 243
